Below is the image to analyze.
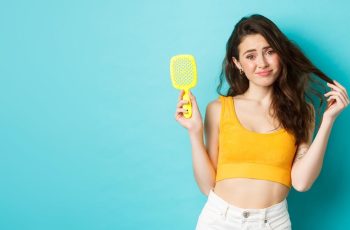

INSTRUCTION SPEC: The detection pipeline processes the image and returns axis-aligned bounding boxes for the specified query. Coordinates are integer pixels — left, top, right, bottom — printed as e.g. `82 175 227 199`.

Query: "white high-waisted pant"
195 189 292 230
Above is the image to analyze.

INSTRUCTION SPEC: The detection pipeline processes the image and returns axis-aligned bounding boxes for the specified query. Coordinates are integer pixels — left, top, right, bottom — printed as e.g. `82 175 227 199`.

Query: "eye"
266 49 275 55
246 55 255 60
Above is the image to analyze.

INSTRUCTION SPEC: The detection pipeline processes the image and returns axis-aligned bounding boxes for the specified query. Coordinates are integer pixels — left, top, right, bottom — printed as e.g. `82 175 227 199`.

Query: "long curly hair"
217 14 332 146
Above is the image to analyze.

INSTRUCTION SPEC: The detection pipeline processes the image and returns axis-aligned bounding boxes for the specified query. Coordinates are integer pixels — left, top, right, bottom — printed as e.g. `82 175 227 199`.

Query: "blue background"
1 0 349 229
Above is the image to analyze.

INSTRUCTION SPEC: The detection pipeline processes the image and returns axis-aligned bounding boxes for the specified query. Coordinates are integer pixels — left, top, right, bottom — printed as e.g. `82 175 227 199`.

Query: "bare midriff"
213 178 290 209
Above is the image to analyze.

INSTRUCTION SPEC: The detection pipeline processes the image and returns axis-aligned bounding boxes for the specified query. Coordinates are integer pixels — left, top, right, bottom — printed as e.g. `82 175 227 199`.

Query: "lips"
256 70 272 76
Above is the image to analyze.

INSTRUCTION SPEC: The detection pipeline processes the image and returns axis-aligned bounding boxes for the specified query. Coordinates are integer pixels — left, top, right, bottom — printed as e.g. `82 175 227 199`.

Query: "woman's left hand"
323 80 349 121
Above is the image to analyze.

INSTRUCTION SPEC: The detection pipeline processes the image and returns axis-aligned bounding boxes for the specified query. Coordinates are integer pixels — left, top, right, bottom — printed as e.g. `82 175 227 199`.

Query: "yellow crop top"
216 96 297 188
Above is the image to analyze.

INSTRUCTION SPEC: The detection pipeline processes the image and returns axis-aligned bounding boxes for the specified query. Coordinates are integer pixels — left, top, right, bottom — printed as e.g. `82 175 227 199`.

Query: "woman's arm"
189 99 220 196
175 91 220 196
291 116 333 192
291 80 349 192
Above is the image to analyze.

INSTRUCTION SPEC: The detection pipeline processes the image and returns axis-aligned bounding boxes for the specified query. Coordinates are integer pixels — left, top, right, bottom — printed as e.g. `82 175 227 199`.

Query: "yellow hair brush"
170 54 198 119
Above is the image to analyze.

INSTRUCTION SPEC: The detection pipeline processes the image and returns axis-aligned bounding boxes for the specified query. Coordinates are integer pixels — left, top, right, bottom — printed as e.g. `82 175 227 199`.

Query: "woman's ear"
232 57 242 70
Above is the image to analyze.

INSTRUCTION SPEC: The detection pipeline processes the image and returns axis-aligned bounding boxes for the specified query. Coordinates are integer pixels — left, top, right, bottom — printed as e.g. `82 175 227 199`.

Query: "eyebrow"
242 46 272 55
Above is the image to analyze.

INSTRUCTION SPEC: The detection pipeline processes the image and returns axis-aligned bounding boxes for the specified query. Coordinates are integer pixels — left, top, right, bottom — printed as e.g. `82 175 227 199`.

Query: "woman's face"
233 33 281 87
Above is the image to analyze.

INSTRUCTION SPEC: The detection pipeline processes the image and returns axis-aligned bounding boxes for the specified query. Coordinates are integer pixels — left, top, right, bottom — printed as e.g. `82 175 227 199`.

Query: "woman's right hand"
174 90 203 134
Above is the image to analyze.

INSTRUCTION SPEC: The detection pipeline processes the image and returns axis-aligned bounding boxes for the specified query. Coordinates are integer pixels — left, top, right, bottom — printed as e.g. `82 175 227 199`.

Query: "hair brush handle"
182 89 192 119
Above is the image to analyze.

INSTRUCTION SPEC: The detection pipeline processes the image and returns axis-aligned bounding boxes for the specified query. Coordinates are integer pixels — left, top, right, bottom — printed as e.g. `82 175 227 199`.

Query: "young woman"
174 14 349 230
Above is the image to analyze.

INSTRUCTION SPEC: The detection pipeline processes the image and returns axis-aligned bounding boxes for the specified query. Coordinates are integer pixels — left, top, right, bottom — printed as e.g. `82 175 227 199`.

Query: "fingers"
178 89 185 101
188 90 197 105
325 90 349 105
175 97 189 121
333 80 349 98
177 90 197 105
326 81 349 104
177 99 189 108
175 90 197 121
174 107 188 120
326 95 339 105
326 95 347 109
175 112 182 121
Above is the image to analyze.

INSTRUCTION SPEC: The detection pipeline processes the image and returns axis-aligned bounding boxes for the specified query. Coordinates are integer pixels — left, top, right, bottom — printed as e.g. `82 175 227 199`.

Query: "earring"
239 69 244 76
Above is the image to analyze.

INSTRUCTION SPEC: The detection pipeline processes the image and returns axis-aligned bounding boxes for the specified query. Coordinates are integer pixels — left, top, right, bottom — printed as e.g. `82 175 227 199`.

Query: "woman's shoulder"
205 97 222 119
207 98 221 110
205 98 222 128
206 94 236 114
206 95 234 114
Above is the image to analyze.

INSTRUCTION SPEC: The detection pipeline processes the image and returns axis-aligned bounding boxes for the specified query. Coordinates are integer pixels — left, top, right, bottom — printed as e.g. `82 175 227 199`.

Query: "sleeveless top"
216 95 297 188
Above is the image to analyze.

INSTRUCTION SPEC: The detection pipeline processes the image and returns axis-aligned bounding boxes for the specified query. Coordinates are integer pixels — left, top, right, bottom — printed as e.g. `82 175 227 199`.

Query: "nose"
257 55 268 68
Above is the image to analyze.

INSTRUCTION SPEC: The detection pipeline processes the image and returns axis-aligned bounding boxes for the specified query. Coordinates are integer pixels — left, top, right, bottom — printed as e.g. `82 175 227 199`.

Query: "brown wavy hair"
217 14 333 146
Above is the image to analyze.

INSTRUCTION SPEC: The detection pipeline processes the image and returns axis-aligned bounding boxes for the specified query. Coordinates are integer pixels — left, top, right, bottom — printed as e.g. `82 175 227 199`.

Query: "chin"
252 77 278 87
